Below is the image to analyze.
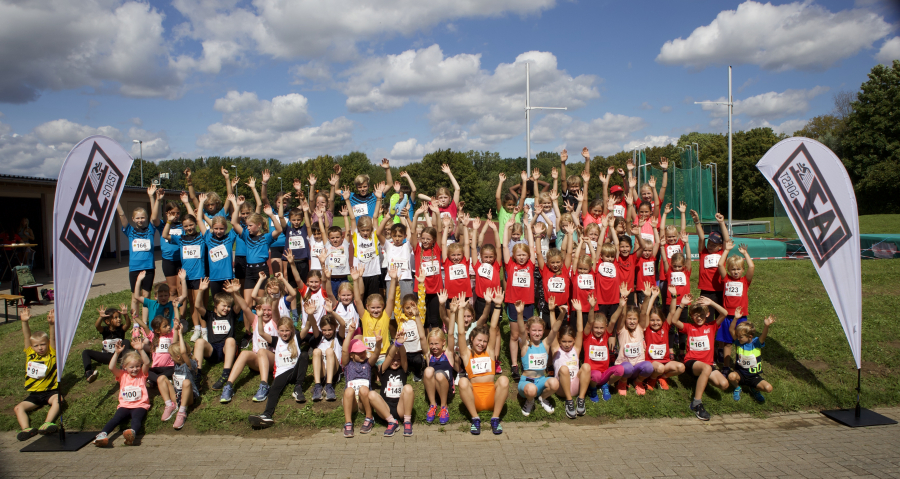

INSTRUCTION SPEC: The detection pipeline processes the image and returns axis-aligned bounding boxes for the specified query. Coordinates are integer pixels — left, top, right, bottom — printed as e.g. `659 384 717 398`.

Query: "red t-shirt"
615 252 637 289
438 201 458 221
595 261 620 305
583 330 611 372
663 240 684 261
698 251 725 292
644 326 669 364
473 260 501 298
542 265 570 308
415 244 443 294
664 268 691 306
610 199 628 219
444 258 472 298
635 255 657 286
682 322 718 364
723 276 751 316
504 259 535 305
570 270 598 312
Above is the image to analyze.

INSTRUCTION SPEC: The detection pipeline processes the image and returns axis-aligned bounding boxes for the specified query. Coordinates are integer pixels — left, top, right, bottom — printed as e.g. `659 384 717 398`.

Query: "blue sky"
1 0 898 176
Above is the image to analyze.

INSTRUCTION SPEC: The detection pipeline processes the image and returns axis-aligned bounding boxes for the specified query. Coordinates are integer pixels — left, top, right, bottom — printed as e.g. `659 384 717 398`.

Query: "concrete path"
3 408 899 478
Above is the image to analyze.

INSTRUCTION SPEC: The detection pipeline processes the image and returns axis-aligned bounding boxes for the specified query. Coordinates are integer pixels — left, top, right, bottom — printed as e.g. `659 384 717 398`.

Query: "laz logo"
773 143 850 267
60 142 124 269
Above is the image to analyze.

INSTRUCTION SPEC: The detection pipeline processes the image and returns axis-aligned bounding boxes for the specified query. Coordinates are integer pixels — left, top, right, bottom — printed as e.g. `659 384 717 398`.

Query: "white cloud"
660 106 673 113
700 86 829 119
624 135 676 151
875 37 900 63
128 127 172 160
198 91 355 158
746 118 809 135
657 1 892 71
639 102 653 110
530 112 648 156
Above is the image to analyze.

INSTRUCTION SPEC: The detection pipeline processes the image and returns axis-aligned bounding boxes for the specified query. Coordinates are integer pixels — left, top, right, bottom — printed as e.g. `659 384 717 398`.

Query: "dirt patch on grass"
798 360 830 372
861 361 893 378
880 340 900 350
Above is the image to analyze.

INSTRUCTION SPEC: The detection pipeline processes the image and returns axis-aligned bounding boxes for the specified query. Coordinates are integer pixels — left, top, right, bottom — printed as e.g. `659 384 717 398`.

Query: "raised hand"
156 189 165 200
166 209 179 222
663 203 673 215
560 149 568 163
628 176 637 189
247 177 257 189
738 243 748 255
648 176 657 188
547 296 556 311
725 239 734 251
764 315 776 327
147 184 157 198
520 170 528 183
294 178 304 191
626 159 635 171
582 147 590 160
198 277 210 291
263 204 274 216
231 176 240 187
184 168 192 180
571 298 582 312
715 212 725 222
659 157 669 170
237 195 246 206
498 172 506 183
441 164 452 176
643 281 652 295
199 193 208 205
329 173 339 186
690 209 700 223
581 169 591 184
650 216 659 229
531 168 541 180
180 191 189 204
607 165 615 177
514 300 524 314
680 231 689 244
262 169 271 183
734 306 743 318
617 167 626 177
677 201 686 213
381 158 391 169
551 167 558 179
437 289 448 304
221 166 230 178
587 293 597 308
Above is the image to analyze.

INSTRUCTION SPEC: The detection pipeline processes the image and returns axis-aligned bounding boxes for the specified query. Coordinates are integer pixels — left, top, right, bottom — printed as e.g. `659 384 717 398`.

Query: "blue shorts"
506 302 535 323
208 341 227 364
517 375 549 397
715 315 746 344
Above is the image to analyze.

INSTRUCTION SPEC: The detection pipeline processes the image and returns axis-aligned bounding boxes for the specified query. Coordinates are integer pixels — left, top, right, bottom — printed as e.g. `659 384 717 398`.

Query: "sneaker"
201 329 208 342
635 381 646 396
576 398 586 416
617 379 627 396
750 389 766 404
643 380 654 392
521 398 535 417
325 384 336 401
92 432 109 447
17 428 37 441
469 418 481 435
384 421 399 437
511 365 520 381
161 403 177 421
249 414 274 428
536 396 555 414
439 406 450 425
690 402 711 421
490 417 503 435
220 384 235 403
123 429 136 446
425 404 438 424
565 399 576 419
600 384 611 401
658 377 669 390
403 422 413 437
38 422 58 435
454 375 460 387
412 372 422 382
252 383 270 402
212 376 226 390
495 363 502 374
292 386 306 403
190 329 201 342
343 422 354 438
86 370 98 384
360 417 375 434
173 411 187 430
733 386 742 401
312 383 324 402
240 336 251 349
587 386 599 403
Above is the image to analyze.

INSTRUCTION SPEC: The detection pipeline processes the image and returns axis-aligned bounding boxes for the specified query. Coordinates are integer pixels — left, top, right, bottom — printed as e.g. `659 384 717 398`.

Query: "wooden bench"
0 294 24 323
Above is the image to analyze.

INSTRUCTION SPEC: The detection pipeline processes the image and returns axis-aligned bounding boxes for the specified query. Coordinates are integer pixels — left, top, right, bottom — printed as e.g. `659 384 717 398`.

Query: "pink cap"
349 339 367 353
610 185 623 194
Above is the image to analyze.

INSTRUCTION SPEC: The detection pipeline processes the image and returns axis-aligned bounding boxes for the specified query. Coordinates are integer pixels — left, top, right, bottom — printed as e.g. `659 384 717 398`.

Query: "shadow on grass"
765 337 840 403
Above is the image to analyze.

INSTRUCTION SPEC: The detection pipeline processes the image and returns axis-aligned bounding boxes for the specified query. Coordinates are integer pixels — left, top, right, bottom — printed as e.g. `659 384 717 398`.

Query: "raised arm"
264 204 283 240
20 307 34 349
195 278 209 316
691 210 705 254
740 243 755 283
148 185 160 226
759 315 775 344
116 202 129 229
228 195 244 236
717 240 734 279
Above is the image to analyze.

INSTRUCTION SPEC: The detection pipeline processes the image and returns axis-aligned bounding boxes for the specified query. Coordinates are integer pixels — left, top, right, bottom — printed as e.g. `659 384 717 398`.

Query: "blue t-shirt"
155 220 182 262
240 229 274 263
736 337 764 374
205 229 238 281
284 222 310 261
143 298 174 328
349 192 378 218
269 214 289 248
171 233 206 280
203 207 228 221
234 220 247 257
123 224 156 271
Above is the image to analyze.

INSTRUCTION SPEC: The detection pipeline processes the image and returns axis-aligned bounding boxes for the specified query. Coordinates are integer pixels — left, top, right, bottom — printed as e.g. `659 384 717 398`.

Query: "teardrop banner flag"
53 136 133 377
755 137 860 368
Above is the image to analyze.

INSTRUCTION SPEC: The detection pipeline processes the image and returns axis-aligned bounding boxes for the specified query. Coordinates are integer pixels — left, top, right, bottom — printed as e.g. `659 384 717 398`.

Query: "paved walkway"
3 408 899 478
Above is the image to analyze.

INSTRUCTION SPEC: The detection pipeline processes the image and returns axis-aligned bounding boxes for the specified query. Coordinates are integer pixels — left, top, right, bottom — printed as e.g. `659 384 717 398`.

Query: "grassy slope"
1 258 898 434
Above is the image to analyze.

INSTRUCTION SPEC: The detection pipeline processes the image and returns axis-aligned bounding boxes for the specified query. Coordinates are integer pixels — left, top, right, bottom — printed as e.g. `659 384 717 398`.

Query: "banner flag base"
822 408 896 428
20 431 96 452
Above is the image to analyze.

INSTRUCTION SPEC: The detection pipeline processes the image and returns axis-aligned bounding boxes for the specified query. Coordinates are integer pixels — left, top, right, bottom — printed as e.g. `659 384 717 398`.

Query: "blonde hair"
576 255 593 271
337 281 354 297
726 255 745 272
735 321 757 338
447 242 464 256
239 201 254 213
510 223 524 236
247 213 269 233
365 292 385 309
524 315 545 335
546 248 563 262
121 351 142 368
538 192 551 204
599 242 617 258
426 327 446 344
205 192 223 209
566 175 582 188
277 316 299 359
435 186 451 198
168 340 192 360
354 174 370 186
132 207 148 217
559 212 575 228
584 223 600 237
511 242 531 258
356 216 374 231
210 216 229 229
30 331 49 343
670 252 686 266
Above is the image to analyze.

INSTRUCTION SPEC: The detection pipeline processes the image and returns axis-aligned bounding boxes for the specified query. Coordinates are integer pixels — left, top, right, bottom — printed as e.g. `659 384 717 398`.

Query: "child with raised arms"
584 292 627 403
219 296 279 403
117 195 157 311
423 291 457 425
149 186 184 310
502 213 535 380
640 282 684 390
323 271 360 337
415 218 444 329
559 147 591 215
232 177 263 299
729 309 776 403
473 214 501 324
15 308 59 440
569 235 599 329
347 159 392 219
252 272 298 330
458 289 509 435
417 163 461 221
342 334 382 438
442 213 472 302
156 320 199 429
367 330 415 437
659 202 688 268
92 341 151 447
309 306 346 402
132 309 177 391
193 278 241 391
248 315 302 429
229 194 284 309
350 264 398 367
551 299 592 418
82 304 132 384
345 182 386 303
717 240 755 372
279 200 312 287
634 218 660 306
611 283 655 396
303 171 337 228
324 206 351 297
692 210 730 306
592 216 623 322
494 172 525 244
514 298 561 416
395 271 429 382
161 206 206 339
661 231 693 314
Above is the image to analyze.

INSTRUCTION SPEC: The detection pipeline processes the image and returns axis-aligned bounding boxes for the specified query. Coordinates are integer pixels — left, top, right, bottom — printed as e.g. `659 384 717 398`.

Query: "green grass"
2 259 899 434
738 214 900 239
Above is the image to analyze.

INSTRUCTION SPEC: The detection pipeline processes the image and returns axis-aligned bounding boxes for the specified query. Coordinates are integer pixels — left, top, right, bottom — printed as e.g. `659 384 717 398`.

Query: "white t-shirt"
383 241 413 281
273 335 300 378
310 239 325 271
326 240 351 275
316 336 342 364
401 318 422 353
335 302 360 334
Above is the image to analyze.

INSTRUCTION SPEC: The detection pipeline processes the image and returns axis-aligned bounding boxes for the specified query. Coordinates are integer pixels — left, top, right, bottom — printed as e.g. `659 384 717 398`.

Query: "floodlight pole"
694 65 733 236
525 62 567 173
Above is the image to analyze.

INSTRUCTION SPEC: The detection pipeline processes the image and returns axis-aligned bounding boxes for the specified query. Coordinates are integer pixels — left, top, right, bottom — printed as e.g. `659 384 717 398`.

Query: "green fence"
640 149 716 224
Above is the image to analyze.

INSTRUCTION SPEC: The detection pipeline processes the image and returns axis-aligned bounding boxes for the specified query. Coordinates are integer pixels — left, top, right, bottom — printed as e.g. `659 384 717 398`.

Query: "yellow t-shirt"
360 310 391 355
24 345 58 392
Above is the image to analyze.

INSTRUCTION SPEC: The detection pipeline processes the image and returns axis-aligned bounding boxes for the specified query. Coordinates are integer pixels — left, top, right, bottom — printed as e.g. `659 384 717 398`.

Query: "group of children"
14 152 778 444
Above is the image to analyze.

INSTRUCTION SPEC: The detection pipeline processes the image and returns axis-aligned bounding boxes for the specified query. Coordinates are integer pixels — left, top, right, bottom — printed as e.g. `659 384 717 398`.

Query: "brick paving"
3 408 899 478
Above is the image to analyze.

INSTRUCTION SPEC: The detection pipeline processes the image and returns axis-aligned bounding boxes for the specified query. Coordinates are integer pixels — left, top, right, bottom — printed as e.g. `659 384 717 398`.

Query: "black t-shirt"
99 325 128 353
379 366 407 403
205 310 236 344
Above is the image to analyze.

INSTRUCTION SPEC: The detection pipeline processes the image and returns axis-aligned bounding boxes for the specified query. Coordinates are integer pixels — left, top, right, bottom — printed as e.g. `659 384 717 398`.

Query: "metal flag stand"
524 62 566 173
20 390 97 452
695 66 734 236
822 368 897 427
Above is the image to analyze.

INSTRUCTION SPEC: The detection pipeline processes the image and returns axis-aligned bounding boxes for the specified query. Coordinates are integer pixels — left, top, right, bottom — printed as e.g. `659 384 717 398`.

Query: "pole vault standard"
695 66 733 236
525 62 567 174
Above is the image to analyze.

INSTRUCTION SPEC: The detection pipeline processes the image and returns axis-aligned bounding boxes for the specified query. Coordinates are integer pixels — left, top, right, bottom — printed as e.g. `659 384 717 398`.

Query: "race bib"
547 277 565 293
121 385 142 402
613 205 625 217
26 361 47 379
565 357 578 379
132 238 151 252
277 350 298 368
641 233 655 243
289 235 306 250
737 353 758 369
598 262 616 278
477 263 494 280
328 251 347 268
640 261 654 277
102 338 121 353
526 352 547 370
623 342 641 358
577 274 594 290
423 261 439 277
363 336 377 352
386 377 403 398
670 272 687 287
512 269 531 288
725 281 743 297
348 379 369 392
648 343 667 360
352 203 369 217
588 345 608 362
209 244 229 262
689 335 710 351
311 244 324 258
155 337 171 354
182 245 201 259
448 264 467 281
357 243 376 262
470 356 492 375
255 336 269 351
704 254 721 269
212 320 231 335
666 244 682 259
389 259 408 275
403 323 418 342
169 228 183 237
173 374 185 390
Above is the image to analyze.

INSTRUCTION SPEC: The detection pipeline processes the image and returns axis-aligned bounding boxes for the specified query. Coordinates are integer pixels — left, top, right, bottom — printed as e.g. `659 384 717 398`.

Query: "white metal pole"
526 63 531 174
728 65 733 236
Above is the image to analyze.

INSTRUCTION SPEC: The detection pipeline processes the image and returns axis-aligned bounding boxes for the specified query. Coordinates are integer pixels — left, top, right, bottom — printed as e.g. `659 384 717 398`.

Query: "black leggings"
148 366 174 385
262 349 309 417
101 407 148 434
82 350 114 372
424 293 442 330
406 351 425 378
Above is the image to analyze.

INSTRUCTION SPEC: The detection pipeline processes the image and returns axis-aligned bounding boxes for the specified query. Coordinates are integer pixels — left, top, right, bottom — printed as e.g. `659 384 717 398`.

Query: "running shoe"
521 398 535 417
617 379 628 396
490 417 503 435
292 385 306 403
17 428 37 441
161 402 177 421
201 329 208 342
249 414 274 428
403 422 413 437
657 377 669 390
576 397 586 416
587 386 599 403
220 383 235 403
425 404 438 424
252 383 269 402
212 376 226 390
439 406 450 425
470 418 481 435
536 396 555 414
384 421 399 437
643 380 654 392
750 389 766 403
312 383 324 402
86 370 99 384
92 432 109 447
634 381 646 396
343 422 354 438
190 329 201 342
511 365 520 381
690 402 711 421
173 411 187 430
495 363 502 374
733 386 742 401
360 417 375 434
325 384 336 401
565 399 576 419
123 429 136 445
600 384 611 401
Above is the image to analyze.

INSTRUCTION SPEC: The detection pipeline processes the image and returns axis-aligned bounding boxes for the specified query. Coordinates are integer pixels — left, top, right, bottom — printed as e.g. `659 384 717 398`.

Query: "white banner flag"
756 137 861 369
53 136 133 378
